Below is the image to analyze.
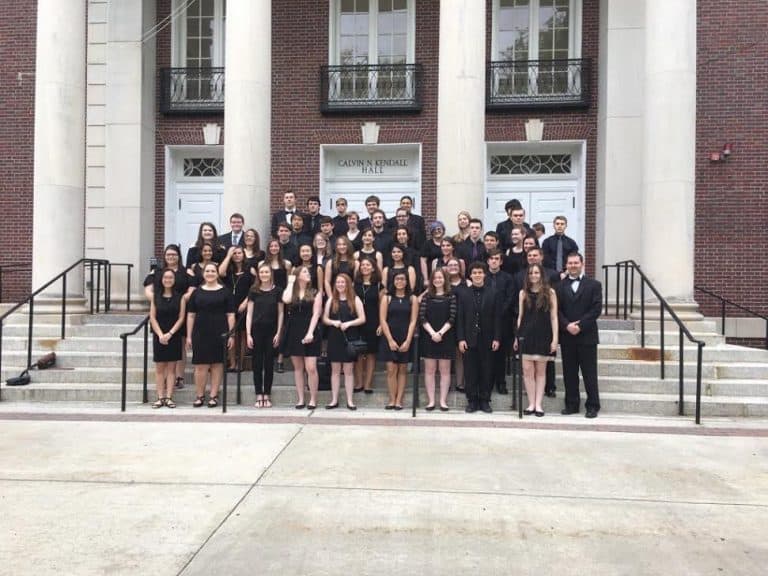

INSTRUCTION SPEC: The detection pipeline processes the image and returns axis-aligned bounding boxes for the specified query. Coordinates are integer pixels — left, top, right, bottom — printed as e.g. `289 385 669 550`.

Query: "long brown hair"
244 228 261 254
522 263 551 311
333 236 353 270
290 265 317 303
265 238 286 269
250 263 274 293
426 267 450 298
330 273 357 316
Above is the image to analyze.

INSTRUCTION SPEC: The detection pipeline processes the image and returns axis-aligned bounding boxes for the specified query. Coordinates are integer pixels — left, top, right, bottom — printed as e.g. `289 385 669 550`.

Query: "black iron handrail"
119 316 149 412
695 286 768 350
602 260 706 424
487 58 590 110
0 259 133 399
320 63 424 113
220 312 247 413
0 263 32 303
160 67 225 114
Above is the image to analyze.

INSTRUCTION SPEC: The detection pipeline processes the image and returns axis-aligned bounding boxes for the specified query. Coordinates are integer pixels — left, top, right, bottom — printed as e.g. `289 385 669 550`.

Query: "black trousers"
464 344 493 403
252 324 277 395
561 341 599 412
545 361 556 393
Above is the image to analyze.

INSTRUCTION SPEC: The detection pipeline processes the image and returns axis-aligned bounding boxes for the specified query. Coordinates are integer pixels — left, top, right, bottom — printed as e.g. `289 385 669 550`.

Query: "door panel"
325 180 420 221
175 189 223 257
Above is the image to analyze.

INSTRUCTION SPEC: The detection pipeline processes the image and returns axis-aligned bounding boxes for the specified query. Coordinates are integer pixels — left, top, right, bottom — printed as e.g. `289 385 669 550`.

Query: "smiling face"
203 263 219 283
445 259 460 277
470 267 485 287
400 197 413 213
566 254 583 277
229 216 244 234
314 234 327 250
527 249 543 266
457 213 469 230
431 269 446 291
201 224 215 240
200 244 213 262
510 228 523 247
391 246 404 263
299 245 313 263
244 230 257 247
359 258 373 277
527 265 542 286
334 274 348 295
258 265 273 285
361 229 374 246
523 237 537 252
392 273 407 291
297 266 311 284
268 240 280 256
336 238 348 255
164 248 180 268
161 269 176 290
396 228 409 245
441 240 454 256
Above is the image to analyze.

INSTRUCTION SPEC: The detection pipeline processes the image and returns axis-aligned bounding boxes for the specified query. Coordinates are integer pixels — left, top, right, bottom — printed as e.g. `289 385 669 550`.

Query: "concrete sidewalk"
0 412 766 575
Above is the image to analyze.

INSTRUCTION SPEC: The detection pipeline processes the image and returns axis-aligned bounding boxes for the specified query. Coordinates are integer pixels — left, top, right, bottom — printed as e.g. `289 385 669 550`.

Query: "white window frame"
171 0 227 68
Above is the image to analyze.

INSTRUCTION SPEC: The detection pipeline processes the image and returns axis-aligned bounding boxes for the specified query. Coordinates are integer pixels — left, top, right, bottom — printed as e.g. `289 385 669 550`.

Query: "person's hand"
550 340 558 354
567 322 581 335
513 338 518 352
399 340 411 353
491 340 500 352
272 334 280 348
227 336 235 350
186 337 192 351
431 331 442 343
302 333 314 344
458 340 468 353
340 321 348 332
388 339 399 352
247 335 254 349
376 326 382 336
227 246 236 256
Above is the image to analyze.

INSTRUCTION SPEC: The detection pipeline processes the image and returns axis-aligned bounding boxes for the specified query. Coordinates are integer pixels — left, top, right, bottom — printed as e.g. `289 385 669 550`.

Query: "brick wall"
695 0 768 317
485 0 599 275
0 1 36 301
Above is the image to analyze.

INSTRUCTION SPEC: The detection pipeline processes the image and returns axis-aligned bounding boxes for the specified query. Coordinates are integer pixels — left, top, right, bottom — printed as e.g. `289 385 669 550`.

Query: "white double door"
485 179 580 245
172 184 224 259
323 180 421 221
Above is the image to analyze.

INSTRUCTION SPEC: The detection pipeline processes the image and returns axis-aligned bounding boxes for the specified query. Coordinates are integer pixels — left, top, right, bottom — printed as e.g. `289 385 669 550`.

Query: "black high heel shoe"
523 408 535 416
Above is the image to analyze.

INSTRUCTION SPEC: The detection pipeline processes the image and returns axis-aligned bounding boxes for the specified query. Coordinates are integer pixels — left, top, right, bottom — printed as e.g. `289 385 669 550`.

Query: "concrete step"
0 324 143 338
598 344 768 363
598 376 768 397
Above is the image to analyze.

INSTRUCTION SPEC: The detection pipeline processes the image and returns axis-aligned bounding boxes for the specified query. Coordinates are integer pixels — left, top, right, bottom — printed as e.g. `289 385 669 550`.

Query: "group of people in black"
143 191 602 418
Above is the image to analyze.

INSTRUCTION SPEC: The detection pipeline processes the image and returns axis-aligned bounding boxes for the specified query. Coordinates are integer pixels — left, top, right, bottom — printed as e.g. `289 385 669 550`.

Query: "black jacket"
496 220 533 250
303 213 327 236
457 238 487 271
332 214 349 236
219 231 245 249
486 269 515 316
270 209 303 237
556 275 602 346
542 234 579 272
455 284 503 348
387 213 427 251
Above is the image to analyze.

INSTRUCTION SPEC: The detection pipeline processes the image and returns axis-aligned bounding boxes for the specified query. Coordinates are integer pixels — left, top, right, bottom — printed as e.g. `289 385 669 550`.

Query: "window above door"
487 0 590 110
322 0 423 113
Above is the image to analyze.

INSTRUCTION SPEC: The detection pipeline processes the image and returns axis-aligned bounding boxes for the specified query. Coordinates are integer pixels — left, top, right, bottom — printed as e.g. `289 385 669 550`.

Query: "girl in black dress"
515 263 558 417
383 245 416 295
149 268 186 408
218 246 253 370
420 221 445 283
354 228 384 274
261 238 293 373
324 236 355 298
379 271 419 410
420 268 457 412
432 238 466 278
345 211 362 250
297 243 324 292
243 228 265 272
504 226 527 276
312 232 333 268
187 241 216 287
186 263 236 408
445 257 467 392
246 264 284 409
186 221 226 266
282 266 324 409
322 273 366 410
354 257 382 394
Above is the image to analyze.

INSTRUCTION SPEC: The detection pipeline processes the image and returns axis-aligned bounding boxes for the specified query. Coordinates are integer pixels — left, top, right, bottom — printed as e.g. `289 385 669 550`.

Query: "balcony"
160 67 224 114
486 59 590 111
320 63 423 114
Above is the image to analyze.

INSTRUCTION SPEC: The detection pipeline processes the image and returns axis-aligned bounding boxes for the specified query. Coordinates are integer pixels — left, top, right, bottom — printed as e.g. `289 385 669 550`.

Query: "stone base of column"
630 300 704 324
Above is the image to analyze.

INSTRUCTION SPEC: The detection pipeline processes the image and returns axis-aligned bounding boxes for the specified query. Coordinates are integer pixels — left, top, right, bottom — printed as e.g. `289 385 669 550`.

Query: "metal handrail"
694 285 768 350
220 312 247 413
602 260 706 424
0 259 133 397
119 315 150 412
0 263 33 303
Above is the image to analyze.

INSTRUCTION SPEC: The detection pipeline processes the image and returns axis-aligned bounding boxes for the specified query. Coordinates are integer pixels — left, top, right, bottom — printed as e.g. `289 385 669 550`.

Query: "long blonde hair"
330 273 357 316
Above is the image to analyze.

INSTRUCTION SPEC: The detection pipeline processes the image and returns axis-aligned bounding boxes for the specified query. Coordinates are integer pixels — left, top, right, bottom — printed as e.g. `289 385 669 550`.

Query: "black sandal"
164 397 176 409
152 397 165 409
193 396 205 408
207 396 219 408
175 377 185 390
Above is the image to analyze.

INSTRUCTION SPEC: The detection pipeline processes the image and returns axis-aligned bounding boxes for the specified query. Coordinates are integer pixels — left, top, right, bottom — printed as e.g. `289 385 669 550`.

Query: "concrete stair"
1 312 767 419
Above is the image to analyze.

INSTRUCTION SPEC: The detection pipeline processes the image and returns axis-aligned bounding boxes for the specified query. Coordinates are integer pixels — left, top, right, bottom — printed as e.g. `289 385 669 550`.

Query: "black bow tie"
568 276 580 282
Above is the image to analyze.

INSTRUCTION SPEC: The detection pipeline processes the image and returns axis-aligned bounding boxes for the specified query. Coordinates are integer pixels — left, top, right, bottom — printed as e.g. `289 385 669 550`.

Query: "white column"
595 0 645 272
32 0 86 293
642 0 697 302
224 0 271 240
436 0 486 226
103 0 157 300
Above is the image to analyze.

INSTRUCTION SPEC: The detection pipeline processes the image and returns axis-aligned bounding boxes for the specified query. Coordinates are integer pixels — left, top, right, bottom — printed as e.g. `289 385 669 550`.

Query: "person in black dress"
344 211 363 250
379 271 419 410
186 263 236 408
445 257 468 392
312 232 333 269
296 243 324 292
246 264 284 409
383 244 416 294
242 228 265 272
323 273 366 410
282 266 324 409
420 268 457 411
149 268 186 408
218 246 253 370
503 225 528 277
515 263 559 417
324 236 355 298
353 257 382 394
420 221 446 282
186 222 226 267
187 241 216 287
354 228 384 275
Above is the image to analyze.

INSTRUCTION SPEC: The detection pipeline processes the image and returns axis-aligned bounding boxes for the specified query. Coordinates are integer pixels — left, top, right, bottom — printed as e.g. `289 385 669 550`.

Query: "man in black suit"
496 199 533 250
388 196 426 249
276 222 298 265
456 262 503 414
485 249 515 395
219 213 245 249
370 210 393 255
332 197 349 236
557 252 602 418
542 215 579 274
457 219 486 271
358 195 380 230
303 196 326 236
271 190 302 237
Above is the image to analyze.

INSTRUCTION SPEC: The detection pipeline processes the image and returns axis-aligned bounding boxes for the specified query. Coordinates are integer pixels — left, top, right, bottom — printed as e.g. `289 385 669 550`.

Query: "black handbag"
344 334 368 359
316 354 331 391
6 369 30 386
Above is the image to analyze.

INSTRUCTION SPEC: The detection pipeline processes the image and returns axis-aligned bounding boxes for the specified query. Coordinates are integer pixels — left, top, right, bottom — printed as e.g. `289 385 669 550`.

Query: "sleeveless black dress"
283 297 321 357
518 289 555 361
379 295 413 364
355 281 381 353
326 300 360 363
187 287 236 365
152 293 183 362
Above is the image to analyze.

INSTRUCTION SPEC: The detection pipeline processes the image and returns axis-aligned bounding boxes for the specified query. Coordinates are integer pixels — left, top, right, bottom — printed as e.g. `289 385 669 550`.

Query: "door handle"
179 199 181 210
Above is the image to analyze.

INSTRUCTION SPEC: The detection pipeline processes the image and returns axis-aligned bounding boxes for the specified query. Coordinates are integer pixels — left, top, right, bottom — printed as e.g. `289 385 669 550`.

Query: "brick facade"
695 0 768 317
0 1 37 302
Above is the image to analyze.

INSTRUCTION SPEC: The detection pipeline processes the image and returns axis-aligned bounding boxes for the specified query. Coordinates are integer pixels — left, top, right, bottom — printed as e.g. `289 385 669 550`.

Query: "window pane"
393 0 407 10
379 0 392 11
358 0 369 11
379 11 392 34
341 0 355 12
392 34 406 58
355 36 369 59
354 13 369 35
378 35 391 57
200 0 214 16
187 39 199 58
498 0 529 60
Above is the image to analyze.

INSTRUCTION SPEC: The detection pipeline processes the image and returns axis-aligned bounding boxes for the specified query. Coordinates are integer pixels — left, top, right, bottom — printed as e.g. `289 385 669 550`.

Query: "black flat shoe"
439 405 449 412
295 403 306 410
425 404 435 411
535 411 545 417
385 404 395 410
585 410 598 419
325 403 339 410
393 405 403 411
353 387 364 393
307 404 317 410
545 390 556 398
523 408 535 415
364 389 374 394
561 408 579 415
347 404 357 411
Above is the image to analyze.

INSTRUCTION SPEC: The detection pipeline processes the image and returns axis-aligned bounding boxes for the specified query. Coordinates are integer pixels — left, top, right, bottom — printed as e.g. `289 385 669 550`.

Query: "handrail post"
222 337 228 413
27 296 34 369
89 262 94 315
623 263 629 320
659 304 665 380
678 328 684 416
695 344 703 424
615 265 620 318
105 263 111 312
126 265 132 311
720 300 726 336
411 332 420 417
61 274 67 340
517 338 525 419
629 266 635 313
640 281 645 348
236 325 242 405
603 266 609 316
142 321 149 404
120 335 128 412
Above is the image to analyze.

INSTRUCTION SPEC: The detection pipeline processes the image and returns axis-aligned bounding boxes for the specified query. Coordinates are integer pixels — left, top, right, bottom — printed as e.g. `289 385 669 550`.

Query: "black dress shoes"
561 408 579 415
585 410 598 419
496 382 508 395
465 401 477 413
545 389 556 398
479 401 493 414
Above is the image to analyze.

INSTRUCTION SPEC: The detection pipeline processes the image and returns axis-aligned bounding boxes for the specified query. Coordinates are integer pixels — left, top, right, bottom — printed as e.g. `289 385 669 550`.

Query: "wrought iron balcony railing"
160 67 224 114
321 63 423 113
487 58 590 110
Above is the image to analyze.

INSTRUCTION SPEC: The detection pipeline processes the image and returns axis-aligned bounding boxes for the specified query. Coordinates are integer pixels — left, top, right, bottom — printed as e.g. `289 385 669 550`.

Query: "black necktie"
555 237 564 272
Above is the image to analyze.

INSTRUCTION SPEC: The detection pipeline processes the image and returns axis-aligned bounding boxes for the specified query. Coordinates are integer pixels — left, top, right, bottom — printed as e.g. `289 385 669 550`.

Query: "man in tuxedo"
220 213 245 249
485 249 515 395
271 190 302 237
456 262 503 413
303 196 326 236
457 219 486 271
358 195 381 230
557 252 602 418
332 197 349 236
496 199 533 250
542 216 579 275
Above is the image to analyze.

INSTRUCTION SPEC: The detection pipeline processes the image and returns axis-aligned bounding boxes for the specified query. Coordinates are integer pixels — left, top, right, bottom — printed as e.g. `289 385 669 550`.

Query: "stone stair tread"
596 392 768 404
